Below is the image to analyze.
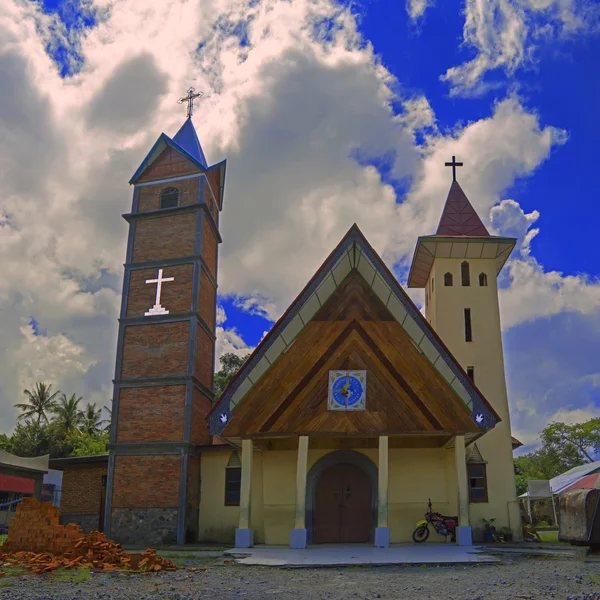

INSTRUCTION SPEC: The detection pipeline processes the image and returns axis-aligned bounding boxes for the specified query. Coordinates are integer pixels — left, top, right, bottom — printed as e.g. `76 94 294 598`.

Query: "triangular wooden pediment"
222 287 480 438
208 224 500 439
137 145 201 183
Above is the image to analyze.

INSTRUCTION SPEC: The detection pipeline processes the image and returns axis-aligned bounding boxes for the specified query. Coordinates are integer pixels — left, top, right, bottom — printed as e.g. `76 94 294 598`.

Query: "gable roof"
129 118 209 184
436 181 490 237
208 224 501 440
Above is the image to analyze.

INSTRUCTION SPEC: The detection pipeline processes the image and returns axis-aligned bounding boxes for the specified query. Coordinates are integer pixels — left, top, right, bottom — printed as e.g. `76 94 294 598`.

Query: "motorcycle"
412 498 458 543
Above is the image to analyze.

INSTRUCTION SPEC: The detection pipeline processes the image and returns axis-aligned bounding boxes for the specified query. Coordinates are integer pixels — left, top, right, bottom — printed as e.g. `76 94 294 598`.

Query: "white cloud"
443 0 600 95
406 0 435 21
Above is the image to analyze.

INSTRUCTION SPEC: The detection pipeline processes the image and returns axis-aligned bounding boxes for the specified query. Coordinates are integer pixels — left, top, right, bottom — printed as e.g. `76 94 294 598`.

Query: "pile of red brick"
0 498 179 574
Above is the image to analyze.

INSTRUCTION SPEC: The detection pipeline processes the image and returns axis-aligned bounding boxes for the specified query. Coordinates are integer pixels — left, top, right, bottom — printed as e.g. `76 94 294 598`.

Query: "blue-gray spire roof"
129 118 210 184
172 118 208 169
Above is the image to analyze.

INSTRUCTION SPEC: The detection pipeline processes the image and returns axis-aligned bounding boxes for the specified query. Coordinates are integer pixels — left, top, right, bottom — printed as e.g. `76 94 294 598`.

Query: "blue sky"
0 0 599 451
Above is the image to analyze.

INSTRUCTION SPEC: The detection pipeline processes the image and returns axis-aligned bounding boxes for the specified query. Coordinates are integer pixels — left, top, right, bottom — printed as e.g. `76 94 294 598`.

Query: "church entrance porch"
314 463 372 544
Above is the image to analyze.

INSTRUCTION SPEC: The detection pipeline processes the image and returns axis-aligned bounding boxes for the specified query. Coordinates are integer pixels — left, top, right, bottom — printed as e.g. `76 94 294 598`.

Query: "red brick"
198 268 216 330
116 386 186 443
138 177 200 212
194 326 214 389
137 147 200 183
112 456 181 508
126 264 193 318
190 388 212 446
132 212 196 263
121 322 189 379
60 465 106 515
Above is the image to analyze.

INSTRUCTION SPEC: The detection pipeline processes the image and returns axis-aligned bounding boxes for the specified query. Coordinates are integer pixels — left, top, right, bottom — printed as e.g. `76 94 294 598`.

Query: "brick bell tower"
104 89 226 545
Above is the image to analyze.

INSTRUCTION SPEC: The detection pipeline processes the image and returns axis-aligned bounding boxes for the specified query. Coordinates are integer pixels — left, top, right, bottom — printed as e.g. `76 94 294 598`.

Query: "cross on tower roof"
444 155 463 182
177 87 203 119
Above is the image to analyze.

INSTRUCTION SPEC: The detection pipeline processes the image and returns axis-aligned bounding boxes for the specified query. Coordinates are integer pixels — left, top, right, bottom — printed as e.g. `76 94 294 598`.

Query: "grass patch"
0 534 7 545
537 531 560 543
50 568 91 583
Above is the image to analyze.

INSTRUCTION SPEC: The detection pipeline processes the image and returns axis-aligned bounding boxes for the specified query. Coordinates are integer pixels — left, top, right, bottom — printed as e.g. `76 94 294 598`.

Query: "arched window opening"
444 272 453 286
461 261 470 286
160 187 179 209
479 272 488 287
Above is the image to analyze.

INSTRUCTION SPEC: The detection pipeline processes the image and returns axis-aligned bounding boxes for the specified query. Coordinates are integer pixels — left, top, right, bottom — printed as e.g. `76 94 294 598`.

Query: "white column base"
375 527 390 548
235 528 254 548
290 528 307 549
456 525 472 546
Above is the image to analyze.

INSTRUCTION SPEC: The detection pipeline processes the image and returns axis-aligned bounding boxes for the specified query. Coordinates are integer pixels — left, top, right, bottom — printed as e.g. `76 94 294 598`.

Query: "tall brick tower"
104 95 226 545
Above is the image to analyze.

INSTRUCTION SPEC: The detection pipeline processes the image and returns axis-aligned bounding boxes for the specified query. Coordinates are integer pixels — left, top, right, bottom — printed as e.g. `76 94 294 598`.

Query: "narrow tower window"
461 261 470 286
444 272 453 286
160 187 179 209
464 308 472 342
467 366 475 382
479 272 488 287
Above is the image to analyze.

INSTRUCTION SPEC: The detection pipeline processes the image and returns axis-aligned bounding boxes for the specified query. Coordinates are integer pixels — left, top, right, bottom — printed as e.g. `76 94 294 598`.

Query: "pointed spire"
435 181 490 237
172 119 208 169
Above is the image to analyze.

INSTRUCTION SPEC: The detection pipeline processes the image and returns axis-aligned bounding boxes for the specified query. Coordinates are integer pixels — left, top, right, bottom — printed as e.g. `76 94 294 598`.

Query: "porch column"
375 435 390 547
235 439 254 548
454 434 472 546
290 435 309 549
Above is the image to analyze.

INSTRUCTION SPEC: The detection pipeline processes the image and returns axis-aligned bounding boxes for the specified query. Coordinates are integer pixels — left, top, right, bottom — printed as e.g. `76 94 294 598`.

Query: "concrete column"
454 435 472 546
375 435 390 547
290 435 309 549
235 439 254 548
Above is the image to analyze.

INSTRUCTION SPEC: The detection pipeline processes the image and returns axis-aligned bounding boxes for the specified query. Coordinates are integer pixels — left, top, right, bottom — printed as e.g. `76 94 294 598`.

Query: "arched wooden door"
314 462 372 543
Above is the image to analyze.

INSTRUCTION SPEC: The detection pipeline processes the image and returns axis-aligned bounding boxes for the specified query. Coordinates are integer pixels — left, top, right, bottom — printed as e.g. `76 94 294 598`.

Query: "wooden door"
315 463 372 543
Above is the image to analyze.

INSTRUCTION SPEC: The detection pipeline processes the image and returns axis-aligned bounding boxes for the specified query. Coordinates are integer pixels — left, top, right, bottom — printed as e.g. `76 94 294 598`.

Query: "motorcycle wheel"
412 525 430 543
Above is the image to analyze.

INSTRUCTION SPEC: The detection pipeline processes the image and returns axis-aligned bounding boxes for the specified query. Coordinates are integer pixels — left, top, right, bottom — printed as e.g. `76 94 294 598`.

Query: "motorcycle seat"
440 515 459 521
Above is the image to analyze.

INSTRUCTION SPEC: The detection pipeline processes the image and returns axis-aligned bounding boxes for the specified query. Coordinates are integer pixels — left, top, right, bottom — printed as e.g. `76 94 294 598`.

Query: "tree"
80 403 103 436
0 433 12 453
52 393 83 437
541 420 600 464
69 432 109 457
213 352 250 398
14 382 60 425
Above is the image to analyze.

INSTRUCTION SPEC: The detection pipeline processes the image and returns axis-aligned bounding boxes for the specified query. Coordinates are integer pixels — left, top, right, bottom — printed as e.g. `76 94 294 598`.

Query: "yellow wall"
428 258 522 539
199 446 462 544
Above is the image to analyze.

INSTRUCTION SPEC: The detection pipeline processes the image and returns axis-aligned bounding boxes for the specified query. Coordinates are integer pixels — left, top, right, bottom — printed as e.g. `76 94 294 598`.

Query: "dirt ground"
0 551 598 600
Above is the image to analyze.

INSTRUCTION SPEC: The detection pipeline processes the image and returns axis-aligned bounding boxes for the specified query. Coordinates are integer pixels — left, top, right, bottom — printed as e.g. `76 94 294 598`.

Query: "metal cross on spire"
177 87 203 119
444 155 464 182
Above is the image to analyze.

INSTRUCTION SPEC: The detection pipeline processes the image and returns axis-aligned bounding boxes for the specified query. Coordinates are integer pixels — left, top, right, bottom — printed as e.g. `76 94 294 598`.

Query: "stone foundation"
110 508 178 546
59 513 100 533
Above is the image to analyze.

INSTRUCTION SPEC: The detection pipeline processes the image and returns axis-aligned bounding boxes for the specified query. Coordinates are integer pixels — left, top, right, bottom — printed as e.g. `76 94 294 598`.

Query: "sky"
0 0 599 454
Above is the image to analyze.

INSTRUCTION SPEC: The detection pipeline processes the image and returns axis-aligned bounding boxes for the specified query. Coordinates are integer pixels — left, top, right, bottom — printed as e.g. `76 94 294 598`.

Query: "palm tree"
15 383 61 425
80 403 103 436
101 402 112 434
53 393 83 437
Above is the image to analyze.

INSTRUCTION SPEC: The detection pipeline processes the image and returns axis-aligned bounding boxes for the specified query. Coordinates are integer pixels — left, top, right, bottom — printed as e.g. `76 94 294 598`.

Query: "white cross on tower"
144 268 175 316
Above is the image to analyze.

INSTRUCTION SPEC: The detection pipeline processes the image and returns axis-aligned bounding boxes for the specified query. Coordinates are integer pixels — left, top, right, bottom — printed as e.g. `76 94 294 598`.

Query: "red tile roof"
435 181 490 237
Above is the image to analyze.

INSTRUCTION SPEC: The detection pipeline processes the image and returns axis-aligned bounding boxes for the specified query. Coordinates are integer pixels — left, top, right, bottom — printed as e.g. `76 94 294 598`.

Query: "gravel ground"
0 552 598 600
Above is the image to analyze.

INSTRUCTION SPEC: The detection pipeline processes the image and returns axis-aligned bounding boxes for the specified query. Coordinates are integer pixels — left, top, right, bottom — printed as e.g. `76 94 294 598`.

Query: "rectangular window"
467 366 475 382
464 308 472 342
468 463 488 502
225 467 242 506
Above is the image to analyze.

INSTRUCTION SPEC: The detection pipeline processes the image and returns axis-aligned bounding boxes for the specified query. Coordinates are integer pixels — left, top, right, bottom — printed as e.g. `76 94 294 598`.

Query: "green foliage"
69 432 109 457
213 352 250 399
14 382 60 425
514 417 600 492
6 382 110 459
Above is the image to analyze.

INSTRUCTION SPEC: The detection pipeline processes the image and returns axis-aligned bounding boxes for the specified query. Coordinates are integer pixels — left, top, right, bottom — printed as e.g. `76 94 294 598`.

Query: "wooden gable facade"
209 225 500 447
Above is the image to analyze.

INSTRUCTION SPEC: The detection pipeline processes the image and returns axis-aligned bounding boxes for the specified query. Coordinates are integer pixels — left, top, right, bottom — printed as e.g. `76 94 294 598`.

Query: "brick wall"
190 388 212 446
206 168 221 207
121 322 189 379
202 217 217 278
116 385 186 443
194 326 214 389
126 264 194 318
60 465 107 515
137 147 200 183
138 177 200 212
132 212 196 262
112 455 180 508
199 268 216 330
204 179 219 224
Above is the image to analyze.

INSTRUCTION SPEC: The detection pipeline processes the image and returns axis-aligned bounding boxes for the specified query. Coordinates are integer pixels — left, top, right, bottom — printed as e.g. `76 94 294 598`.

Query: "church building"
103 100 522 548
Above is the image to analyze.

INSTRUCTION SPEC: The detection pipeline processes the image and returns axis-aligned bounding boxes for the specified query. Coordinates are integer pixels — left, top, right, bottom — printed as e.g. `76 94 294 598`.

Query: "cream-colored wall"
198 451 265 544
199 446 462 544
428 258 521 539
